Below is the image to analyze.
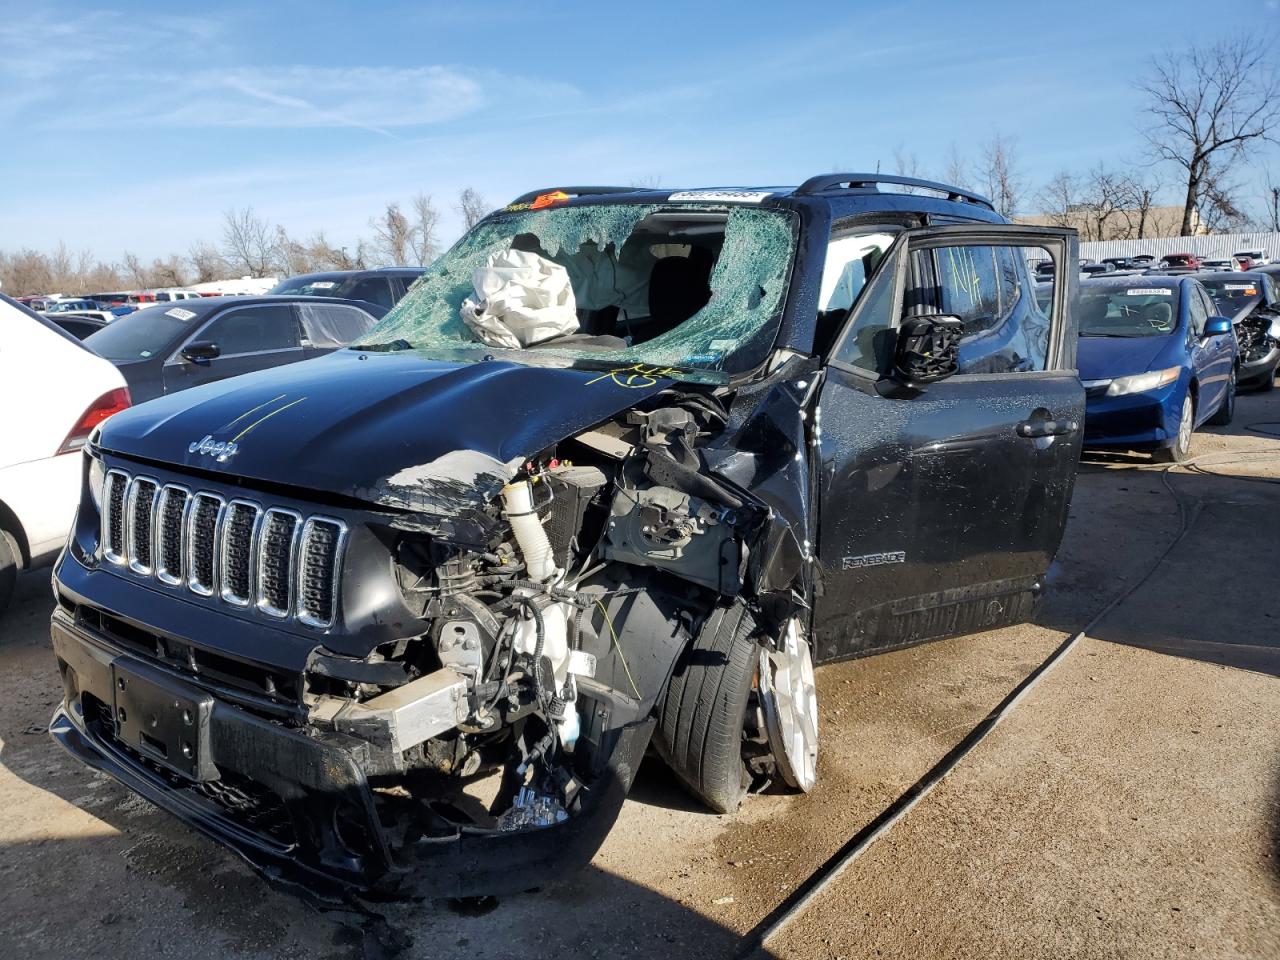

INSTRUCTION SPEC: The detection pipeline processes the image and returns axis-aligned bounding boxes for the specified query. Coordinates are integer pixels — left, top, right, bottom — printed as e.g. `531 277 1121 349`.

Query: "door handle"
1016 418 1078 439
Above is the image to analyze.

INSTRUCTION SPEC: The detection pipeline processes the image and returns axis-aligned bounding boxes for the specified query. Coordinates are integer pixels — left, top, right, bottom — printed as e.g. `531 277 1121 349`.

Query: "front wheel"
0 535 16 619
1207 368 1236 426
1155 394 1195 463
655 604 821 813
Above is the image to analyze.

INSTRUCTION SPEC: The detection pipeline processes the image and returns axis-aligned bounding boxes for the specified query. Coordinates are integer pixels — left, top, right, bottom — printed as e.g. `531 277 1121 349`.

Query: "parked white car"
0 295 130 615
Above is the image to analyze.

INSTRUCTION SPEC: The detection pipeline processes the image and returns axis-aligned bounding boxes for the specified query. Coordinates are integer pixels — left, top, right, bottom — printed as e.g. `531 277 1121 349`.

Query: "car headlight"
1105 366 1181 397
87 451 105 511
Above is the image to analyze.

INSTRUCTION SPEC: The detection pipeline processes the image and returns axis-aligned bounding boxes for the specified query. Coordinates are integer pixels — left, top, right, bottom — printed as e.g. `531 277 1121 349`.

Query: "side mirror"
181 341 220 363
892 314 964 385
1203 317 1233 338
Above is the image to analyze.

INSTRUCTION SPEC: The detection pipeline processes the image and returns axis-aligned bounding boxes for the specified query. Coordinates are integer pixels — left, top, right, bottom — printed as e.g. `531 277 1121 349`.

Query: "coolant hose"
501 480 561 583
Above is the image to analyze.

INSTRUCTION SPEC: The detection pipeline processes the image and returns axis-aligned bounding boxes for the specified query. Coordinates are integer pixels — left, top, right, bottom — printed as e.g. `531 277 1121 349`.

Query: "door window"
931 242 1051 374
343 277 395 308
195 305 300 357
829 243 902 374
297 302 377 347
815 231 897 358
1187 285 1208 335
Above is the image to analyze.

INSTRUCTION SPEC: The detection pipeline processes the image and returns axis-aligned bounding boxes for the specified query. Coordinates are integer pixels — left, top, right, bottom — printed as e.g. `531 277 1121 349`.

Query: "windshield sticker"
666 190 773 203
309 281 338 289
584 363 681 388
1224 285 1257 293
165 307 197 320
1126 289 1172 296
709 338 738 351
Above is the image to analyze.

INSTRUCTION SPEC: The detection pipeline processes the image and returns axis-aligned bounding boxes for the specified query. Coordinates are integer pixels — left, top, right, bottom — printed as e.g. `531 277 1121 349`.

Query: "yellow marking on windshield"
231 397 307 443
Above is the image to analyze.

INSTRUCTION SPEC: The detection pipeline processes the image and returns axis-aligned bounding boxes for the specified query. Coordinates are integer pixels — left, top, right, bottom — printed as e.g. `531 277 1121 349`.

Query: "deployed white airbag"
461 249 578 348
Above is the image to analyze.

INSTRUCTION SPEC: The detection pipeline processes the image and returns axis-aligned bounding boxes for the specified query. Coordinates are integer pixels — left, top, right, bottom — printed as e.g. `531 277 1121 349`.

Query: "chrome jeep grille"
125 478 158 575
256 509 300 618
100 468 346 629
219 500 261 606
102 469 130 564
297 518 344 628
186 492 223 596
154 485 189 586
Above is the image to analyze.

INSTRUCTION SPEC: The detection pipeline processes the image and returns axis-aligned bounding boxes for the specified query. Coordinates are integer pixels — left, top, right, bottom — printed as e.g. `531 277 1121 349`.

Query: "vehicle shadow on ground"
1040 446 1280 677
0 757 770 960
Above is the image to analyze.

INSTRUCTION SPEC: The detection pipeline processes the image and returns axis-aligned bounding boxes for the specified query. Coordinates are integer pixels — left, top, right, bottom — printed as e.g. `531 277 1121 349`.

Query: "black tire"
654 602 760 814
0 535 17 620
1155 394 1195 464
1208 368 1236 426
1259 367 1276 392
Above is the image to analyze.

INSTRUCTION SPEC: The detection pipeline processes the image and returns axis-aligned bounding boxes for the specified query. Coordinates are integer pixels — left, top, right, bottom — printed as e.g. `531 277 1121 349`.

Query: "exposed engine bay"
264 382 811 896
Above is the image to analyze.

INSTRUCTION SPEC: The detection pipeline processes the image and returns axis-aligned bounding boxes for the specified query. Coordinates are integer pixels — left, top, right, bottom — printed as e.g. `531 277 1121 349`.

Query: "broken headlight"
1106 366 1180 397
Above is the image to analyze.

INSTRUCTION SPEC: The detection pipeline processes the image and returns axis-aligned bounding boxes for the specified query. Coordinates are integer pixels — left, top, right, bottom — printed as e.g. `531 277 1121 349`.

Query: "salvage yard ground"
2 392 1278 960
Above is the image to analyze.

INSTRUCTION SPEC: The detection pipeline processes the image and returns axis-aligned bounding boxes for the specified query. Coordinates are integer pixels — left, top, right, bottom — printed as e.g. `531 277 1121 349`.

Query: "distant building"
1015 205 1205 240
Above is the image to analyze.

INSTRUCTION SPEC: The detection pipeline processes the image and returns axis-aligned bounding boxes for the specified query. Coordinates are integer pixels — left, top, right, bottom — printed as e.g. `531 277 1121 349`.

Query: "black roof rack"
507 186 649 206
793 173 994 210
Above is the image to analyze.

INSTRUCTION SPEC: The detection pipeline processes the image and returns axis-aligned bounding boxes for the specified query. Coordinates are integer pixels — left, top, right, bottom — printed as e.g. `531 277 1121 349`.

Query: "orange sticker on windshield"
532 190 571 209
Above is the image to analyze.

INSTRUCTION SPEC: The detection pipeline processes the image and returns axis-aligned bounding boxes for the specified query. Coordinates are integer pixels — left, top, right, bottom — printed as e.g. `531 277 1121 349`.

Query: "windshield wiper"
349 339 414 352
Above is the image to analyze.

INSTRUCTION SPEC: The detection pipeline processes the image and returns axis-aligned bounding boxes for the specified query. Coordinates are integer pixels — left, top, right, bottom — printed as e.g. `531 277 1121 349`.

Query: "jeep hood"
96 350 668 515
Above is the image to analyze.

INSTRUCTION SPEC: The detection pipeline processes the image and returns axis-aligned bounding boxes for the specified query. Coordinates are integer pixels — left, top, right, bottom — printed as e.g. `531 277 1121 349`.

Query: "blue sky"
2 0 1276 261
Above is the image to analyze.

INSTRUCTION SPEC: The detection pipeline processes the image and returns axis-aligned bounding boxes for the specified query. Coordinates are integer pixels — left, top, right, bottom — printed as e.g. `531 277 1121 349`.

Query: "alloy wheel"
759 617 819 792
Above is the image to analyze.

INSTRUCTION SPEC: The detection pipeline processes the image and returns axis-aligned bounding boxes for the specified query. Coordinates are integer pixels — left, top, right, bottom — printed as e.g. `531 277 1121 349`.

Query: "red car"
1159 252 1202 269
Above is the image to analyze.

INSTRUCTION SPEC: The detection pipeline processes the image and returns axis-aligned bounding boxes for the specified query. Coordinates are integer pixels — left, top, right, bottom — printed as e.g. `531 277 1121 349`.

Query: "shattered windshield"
354 203 798 383
1198 277 1265 317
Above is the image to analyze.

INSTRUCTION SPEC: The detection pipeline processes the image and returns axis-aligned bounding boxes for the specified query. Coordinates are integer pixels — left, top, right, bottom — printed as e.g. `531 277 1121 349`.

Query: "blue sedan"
1076 276 1237 462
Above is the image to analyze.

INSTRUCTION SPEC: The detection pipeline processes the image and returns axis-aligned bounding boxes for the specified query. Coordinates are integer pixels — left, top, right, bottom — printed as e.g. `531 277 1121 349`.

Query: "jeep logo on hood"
188 434 239 463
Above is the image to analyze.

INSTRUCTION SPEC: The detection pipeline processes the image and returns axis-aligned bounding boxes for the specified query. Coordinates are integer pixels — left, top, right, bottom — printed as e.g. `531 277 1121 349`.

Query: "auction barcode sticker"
1126 288 1172 296
165 307 198 320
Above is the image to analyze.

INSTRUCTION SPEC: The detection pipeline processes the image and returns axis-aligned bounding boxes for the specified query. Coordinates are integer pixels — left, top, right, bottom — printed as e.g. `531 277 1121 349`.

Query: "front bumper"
1238 345 1280 389
49 607 653 900
1082 382 1182 449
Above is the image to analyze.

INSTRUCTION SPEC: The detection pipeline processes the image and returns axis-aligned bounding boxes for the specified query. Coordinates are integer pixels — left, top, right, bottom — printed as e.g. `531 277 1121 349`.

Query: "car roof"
1081 275 1183 290
1196 270 1268 281
279 268 423 283
131 294 378 315
494 175 1007 225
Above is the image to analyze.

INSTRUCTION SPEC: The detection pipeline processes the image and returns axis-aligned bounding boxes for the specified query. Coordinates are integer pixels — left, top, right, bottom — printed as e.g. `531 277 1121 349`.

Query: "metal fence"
1079 231 1280 263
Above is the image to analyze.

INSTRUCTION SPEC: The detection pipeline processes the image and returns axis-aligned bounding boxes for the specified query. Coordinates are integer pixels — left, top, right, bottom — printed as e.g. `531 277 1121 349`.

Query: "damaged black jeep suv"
50 176 1083 898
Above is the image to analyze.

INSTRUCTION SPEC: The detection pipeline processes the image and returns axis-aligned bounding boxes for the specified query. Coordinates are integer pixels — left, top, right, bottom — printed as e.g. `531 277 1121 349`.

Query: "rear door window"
193 305 300 356
342 276 395 308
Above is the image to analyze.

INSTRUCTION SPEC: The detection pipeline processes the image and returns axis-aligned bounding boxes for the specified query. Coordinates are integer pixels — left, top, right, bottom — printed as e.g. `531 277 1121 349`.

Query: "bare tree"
1197 165 1251 233
942 142 971 190
188 242 229 283
120 251 149 288
1114 171 1160 240
369 202 413 266
1037 170 1079 228
891 144 925 192
221 207 279 276
1138 34 1280 236
628 174 663 188
455 187 489 230
150 254 188 288
410 193 441 266
977 131 1023 217
1260 165 1280 232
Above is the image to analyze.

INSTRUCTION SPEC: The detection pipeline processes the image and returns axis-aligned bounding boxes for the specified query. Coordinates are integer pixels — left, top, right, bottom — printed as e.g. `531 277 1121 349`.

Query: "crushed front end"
50 371 813 899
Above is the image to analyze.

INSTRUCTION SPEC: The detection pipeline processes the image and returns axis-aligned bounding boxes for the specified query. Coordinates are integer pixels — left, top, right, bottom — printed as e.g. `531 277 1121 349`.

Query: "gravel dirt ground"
1 388 1277 960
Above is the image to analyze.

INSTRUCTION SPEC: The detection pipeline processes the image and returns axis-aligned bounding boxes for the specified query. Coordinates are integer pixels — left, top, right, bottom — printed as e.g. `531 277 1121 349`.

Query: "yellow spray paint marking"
223 393 288 429
231 396 308 443
584 363 681 388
